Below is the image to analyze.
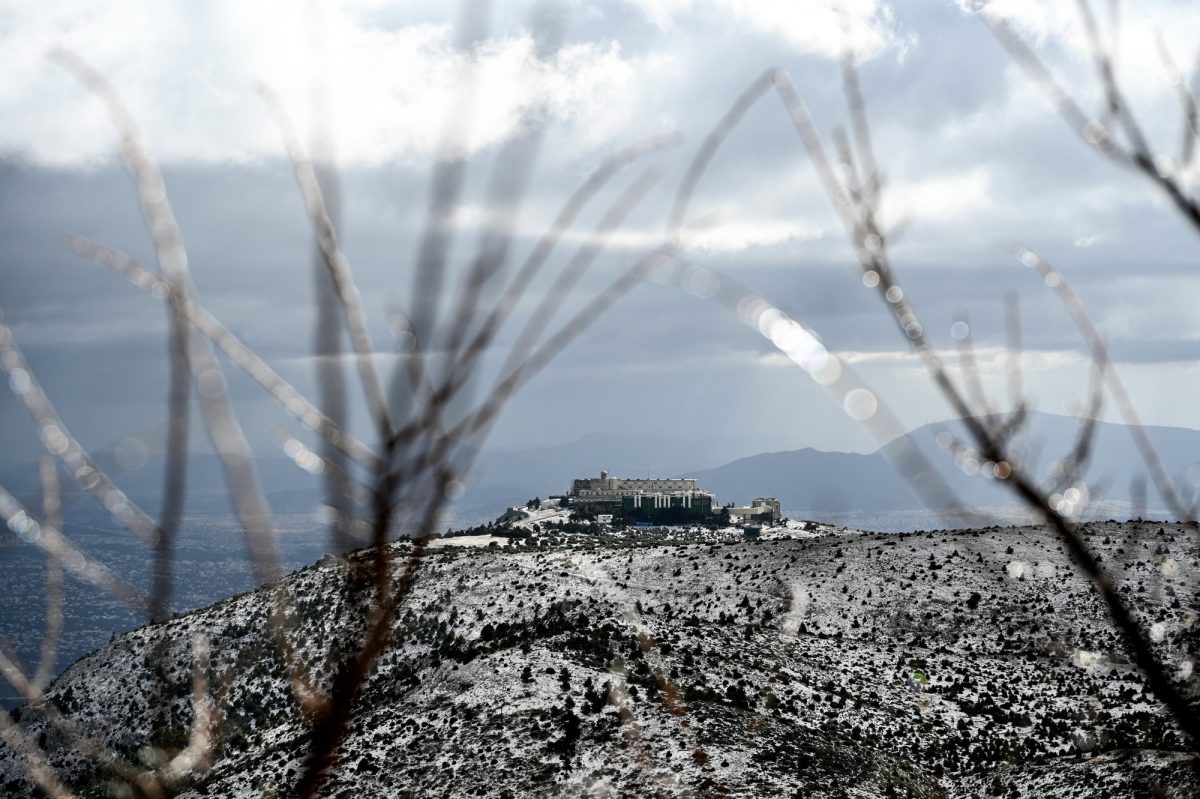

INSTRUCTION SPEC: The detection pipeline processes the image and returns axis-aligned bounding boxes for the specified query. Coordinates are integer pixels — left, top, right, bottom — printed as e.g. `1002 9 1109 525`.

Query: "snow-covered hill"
1 521 1197 797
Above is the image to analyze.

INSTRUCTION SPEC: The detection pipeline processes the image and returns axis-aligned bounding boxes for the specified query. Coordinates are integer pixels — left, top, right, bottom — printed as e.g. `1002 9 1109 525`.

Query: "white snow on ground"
506 499 573 530
1 519 1195 798
429 535 510 548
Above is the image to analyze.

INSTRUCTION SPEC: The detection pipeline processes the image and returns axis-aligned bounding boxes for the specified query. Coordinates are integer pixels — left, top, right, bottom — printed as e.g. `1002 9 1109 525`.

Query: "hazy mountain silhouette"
3 412 1196 534
692 412 1200 522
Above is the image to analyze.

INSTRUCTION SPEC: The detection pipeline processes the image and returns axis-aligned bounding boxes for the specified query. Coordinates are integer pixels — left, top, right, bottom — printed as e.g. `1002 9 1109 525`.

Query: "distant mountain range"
692 412 1200 529
2 412 1197 533
1 413 1196 713
469 411 1199 530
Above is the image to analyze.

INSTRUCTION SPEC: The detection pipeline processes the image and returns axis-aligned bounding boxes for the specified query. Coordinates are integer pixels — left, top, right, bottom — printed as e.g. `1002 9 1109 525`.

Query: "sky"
1 0 1199 470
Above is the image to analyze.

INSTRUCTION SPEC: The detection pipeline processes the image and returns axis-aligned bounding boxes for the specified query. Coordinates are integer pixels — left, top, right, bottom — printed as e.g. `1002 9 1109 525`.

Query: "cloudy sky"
1 0 1198 469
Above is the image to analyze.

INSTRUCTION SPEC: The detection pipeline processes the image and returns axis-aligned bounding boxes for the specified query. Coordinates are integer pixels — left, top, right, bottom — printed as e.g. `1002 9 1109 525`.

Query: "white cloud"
888 166 993 225
626 0 911 60
0 1 664 167
686 218 825 252
621 0 696 31
759 346 1088 372
0 1 919 167
960 0 1200 101
957 0 1078 43
559 216 824 255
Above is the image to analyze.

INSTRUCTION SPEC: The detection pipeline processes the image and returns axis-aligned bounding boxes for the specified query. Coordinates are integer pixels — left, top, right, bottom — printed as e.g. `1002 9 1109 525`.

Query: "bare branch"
983 15 1127 165
63 236 381 471
775 40 1200 744
0 647 145 786
301 26 355 555
0 314 158 545
438 5 565 364
49 55 196 620
259 87 395 440
952 312 993 421
386 134 679 454
984 8 1200 232
667 69 778 239
157 635 214 784
55 51 328 729
52 50 284 588
0 708 74 799
1155 32 1200 169
1013 244 1195 523
498 168 661 381
0 487 148 613
33 458 63 693
395 4 493 423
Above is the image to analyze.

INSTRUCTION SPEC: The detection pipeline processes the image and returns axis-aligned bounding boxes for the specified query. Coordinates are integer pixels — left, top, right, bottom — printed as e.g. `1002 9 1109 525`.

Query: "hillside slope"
1 522 1197 797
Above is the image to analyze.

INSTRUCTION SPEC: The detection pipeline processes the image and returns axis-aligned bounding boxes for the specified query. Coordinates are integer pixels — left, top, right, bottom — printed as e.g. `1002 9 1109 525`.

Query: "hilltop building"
564 471 781 526
570 472 699 498
620 490 715 523
727 497 782 524
567 470 715 523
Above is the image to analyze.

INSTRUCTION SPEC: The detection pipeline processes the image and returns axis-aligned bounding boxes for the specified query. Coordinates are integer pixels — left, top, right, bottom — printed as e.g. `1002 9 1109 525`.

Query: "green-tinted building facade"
620 491 714 524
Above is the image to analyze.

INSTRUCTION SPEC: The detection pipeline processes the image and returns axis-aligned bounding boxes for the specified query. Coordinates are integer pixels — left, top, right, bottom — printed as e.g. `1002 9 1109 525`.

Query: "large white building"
565 471 780 525
726 498 782 524
569 471 699 499
566 471 715 520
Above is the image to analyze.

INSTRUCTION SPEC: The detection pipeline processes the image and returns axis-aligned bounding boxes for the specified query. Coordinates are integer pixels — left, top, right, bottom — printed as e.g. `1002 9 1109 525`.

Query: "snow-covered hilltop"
1 520 1197 797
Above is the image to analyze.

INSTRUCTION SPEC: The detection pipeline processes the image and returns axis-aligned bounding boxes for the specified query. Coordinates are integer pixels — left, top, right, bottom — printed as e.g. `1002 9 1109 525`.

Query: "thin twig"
55 49 326 732
260 88 395 440
0 708 74 799
33 458 63 693
1013 244 1196 522
0 648 146 790
0 314 159 545
63 236 380 471
156 635 214 784
497 168 661 380
984 8 1200 232
0 487 148 613
774 42 1200 745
